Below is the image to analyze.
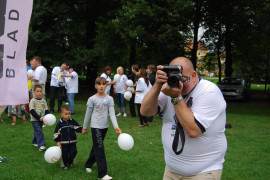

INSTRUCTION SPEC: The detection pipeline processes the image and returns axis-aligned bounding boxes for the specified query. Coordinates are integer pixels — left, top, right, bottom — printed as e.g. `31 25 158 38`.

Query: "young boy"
82 77 122 180
54 106 82 169
29 85 49 151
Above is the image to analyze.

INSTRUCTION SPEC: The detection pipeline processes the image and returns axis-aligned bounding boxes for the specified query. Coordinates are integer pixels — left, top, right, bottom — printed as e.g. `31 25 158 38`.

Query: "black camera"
162 65 190 87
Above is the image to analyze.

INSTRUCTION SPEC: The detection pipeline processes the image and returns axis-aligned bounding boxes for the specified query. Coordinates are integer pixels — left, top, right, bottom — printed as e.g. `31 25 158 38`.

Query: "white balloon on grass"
118 133 134 151
126 80 133 87
43 114 56 126
44 146 62 163
27 69 34 77
127 87 134 92
124 91 132 101
114 74 121 82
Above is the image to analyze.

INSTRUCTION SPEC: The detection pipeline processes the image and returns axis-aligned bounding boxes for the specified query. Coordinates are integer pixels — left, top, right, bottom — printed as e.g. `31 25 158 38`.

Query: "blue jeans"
116 93 126 111
31 121 46 146
67 93 76 113
8 105 22 114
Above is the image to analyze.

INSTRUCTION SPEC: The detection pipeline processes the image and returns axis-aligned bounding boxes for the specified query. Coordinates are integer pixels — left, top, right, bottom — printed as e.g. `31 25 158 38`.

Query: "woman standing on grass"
132 68 152 127
100 66 114 96
113 66 128 117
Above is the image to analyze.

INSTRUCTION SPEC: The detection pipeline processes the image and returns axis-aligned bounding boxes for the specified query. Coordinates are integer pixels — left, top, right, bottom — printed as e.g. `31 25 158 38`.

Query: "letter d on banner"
0 0 33 106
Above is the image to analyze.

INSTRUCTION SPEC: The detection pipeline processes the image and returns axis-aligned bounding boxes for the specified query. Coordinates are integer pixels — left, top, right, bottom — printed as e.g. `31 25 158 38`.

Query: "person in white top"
49 63 68 113
113 66 128 117
141 57 227 180
29 56 47 99
65 66 78 114
100 66 114 95
132 68 152 127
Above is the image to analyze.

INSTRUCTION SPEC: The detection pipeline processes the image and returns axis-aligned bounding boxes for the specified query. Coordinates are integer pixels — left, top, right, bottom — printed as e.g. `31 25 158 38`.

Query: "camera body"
162 65 190 87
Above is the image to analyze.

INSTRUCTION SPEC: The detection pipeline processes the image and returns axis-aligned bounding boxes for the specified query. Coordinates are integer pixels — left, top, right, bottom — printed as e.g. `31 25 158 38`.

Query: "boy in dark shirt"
54 106 82 169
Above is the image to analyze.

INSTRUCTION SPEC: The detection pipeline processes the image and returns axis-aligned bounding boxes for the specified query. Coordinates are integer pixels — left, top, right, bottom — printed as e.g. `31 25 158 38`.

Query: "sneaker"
86 168 92 173
116 113 121 116
63 167 68 170
65 102 69 105
39 146 46 151
69 163 74 167
60 159 65 168
123 113 127 117
32 143 38 147
0 119 4 122
99 175 113 180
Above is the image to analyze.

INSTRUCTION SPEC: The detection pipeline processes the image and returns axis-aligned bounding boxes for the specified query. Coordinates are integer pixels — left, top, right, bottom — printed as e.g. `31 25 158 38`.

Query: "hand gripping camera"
162 65 190 88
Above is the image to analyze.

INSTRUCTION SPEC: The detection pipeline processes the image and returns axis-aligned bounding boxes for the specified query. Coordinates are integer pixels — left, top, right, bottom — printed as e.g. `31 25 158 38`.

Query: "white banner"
0 0 33 106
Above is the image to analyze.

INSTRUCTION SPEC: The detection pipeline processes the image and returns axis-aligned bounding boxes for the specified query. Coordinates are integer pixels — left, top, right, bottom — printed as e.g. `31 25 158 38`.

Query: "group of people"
100 64 157 127
0 56 228 180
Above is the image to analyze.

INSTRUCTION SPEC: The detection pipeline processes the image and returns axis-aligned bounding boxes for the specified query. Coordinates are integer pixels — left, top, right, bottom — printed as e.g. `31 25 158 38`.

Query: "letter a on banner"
0 0 33 106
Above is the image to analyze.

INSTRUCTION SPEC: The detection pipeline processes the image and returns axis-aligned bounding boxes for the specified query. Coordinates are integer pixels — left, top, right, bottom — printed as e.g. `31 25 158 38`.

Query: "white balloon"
44 146 62 163
43 114 56 126
127 87 134 92
27 69 34 77
126 80 133 87
114 74 121 82
124 91 132 101
118 133 134 151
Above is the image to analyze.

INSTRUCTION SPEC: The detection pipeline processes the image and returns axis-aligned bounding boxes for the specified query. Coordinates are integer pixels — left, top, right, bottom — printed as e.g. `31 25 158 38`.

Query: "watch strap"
171 96 183 105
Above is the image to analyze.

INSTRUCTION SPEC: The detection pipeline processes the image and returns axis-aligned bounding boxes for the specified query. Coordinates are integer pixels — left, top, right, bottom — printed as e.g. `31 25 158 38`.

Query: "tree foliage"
27 0 270 89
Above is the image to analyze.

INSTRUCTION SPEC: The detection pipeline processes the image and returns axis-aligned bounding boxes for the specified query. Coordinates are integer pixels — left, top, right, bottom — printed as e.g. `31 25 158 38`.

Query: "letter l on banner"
0 0 33 106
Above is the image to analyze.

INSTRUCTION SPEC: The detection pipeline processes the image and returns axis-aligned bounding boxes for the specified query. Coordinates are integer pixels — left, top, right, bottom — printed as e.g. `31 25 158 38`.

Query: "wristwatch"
171 96 183 105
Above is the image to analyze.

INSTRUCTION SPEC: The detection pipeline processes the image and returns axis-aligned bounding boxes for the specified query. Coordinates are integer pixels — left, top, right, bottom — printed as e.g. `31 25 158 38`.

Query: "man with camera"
141 57 227 180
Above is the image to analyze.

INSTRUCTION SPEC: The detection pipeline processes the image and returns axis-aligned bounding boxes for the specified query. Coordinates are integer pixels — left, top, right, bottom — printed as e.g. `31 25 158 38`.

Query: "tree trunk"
265 52 269 91
217 49 221 83
191 0 202 70
129 40 136 67
225 23 233 77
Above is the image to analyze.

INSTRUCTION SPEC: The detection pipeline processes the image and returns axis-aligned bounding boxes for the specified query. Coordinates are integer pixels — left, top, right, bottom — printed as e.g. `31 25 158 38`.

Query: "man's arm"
141 65 168 117
140 84 160 116
161 81 202 138
174 97 202 138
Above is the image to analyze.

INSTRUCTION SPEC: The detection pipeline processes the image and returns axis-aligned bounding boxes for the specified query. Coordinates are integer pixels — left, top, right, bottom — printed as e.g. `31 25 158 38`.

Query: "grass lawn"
1 90 270 179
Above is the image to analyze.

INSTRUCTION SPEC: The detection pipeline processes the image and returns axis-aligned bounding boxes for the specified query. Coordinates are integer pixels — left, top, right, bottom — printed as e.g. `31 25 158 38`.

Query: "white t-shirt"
33 65 47 85
115 74 128 94
65 71 78 93
159 79 227 176
101 73 111 95
134 77 152 104
50 67 68 87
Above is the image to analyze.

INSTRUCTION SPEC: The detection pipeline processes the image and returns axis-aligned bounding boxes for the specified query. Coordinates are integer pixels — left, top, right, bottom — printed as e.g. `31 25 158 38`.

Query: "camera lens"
168 75 179 87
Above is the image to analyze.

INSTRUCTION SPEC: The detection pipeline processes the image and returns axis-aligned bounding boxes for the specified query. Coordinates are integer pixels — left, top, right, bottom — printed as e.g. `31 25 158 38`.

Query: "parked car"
218 77 251 101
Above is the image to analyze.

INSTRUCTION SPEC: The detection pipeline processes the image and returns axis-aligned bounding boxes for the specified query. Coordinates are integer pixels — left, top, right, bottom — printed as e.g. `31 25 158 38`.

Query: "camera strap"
172 115 185 155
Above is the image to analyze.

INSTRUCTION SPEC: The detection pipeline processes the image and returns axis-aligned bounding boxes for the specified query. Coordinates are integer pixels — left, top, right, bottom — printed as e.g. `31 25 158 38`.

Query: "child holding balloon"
29 85 49 151
54 105 82 169
82 77 122 180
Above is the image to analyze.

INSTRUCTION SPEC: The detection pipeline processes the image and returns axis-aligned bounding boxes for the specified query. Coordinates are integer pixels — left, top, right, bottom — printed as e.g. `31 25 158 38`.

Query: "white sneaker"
32 143 38 147
99 175 113 180
39 146 46 151
116 113 121 116
65 102 69 105
123 113 127 117
86 168 92 173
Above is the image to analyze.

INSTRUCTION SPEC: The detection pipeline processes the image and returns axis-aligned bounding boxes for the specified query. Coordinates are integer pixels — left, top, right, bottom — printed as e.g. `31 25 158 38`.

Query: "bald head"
170 57 194 74
169 57 198 95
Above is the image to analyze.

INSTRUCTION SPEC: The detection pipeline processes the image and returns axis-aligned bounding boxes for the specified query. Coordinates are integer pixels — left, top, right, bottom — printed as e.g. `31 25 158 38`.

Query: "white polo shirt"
115 74 128 94
158 79 227 176
101 73 111 95
65 71 78 94
33 65 47 85
50 67 68 87
134 77 152 104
